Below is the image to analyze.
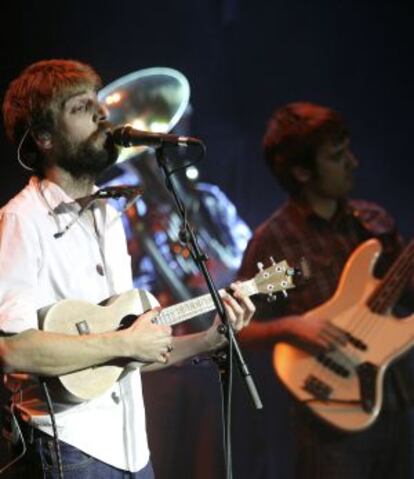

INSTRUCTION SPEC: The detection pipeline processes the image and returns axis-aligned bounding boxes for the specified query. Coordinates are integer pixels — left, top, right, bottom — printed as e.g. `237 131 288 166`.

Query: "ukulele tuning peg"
257 262 264 271
270 256 276 265
267 293 277 303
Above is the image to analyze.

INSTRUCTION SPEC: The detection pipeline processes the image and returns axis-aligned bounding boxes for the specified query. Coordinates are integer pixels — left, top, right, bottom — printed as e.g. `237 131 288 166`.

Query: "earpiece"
33 130 52 149
38 132 51 141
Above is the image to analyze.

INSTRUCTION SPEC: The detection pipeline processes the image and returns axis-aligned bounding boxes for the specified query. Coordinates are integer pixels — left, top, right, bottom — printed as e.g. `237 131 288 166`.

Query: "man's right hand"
123 308 173 364
282 313 347 353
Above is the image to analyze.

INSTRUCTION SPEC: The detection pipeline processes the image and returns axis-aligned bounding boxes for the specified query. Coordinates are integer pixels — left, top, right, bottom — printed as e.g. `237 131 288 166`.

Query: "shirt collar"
287 197 356 227
31 176 99 215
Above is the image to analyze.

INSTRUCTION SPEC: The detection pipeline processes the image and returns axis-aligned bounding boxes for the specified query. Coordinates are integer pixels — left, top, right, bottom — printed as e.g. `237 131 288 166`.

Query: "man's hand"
123 308 173 364
282 313 347 353
206 282 256 350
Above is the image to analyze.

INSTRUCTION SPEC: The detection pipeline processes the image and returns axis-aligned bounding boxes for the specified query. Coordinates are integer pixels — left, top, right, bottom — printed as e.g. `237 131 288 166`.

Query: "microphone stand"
155 147 262 479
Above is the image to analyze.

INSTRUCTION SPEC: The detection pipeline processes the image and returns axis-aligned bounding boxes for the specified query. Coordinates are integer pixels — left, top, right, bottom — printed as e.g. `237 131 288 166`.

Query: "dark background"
0 1 413 478
0 0 413 237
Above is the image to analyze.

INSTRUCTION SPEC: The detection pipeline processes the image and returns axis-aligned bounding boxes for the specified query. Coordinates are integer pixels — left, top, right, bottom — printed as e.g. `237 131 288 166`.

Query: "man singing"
0 59 255 478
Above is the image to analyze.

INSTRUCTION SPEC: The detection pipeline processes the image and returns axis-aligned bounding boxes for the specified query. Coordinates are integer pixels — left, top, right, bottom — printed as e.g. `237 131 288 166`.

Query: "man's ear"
292 165 311 185
32 130 53 151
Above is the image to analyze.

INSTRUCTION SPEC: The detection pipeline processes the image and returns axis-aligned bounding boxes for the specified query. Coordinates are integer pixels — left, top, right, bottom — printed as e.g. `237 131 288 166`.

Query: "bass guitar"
274 238 414 431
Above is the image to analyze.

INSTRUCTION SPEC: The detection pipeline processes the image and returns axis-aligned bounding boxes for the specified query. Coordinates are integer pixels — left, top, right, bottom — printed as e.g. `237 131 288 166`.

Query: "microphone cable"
40 380 64 479
53 186 143 239
0 402 27 476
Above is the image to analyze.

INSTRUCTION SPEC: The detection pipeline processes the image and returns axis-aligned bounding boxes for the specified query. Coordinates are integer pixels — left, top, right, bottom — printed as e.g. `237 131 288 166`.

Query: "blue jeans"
5 430 154 479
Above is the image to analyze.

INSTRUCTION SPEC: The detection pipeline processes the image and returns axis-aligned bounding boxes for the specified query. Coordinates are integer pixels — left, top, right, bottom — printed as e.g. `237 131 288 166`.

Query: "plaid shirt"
239 198 404 315
238 198 414 408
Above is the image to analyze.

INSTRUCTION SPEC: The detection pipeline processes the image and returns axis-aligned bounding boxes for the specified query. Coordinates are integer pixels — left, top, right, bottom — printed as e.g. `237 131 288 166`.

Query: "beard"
53 127 119 180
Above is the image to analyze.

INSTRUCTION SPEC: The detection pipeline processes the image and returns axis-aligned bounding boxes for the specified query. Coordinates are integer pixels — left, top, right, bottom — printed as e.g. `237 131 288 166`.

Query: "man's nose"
93 103 109 123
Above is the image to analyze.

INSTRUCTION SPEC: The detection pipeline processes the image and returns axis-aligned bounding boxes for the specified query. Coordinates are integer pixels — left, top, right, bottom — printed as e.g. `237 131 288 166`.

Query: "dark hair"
262 102 349 195
2 59 102 172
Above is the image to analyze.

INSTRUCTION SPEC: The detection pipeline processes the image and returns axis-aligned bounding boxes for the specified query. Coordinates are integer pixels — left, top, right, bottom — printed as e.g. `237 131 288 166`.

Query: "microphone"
95 185 144 200
53 186 143 238
111 125 204 149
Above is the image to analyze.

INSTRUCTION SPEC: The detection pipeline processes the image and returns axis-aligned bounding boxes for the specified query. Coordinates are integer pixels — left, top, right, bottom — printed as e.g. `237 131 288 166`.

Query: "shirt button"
96 264 105 276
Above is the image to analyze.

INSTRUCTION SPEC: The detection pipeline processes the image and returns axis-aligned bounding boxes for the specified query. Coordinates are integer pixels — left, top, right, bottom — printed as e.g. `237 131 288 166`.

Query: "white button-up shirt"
0 177 151 472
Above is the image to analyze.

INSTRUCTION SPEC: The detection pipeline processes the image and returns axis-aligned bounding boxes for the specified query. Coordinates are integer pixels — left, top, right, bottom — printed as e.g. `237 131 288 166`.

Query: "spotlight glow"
186 166 199 180
149 121 169 133
131 119 147 130
105 92 122 105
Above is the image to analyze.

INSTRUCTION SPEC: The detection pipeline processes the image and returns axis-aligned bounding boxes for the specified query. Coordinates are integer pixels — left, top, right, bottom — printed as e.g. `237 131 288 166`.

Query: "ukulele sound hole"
118 315 138 330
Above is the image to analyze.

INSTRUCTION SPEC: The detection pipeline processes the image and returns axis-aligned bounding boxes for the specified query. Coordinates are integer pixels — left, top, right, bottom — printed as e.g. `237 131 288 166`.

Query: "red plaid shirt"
238 198 414 408
239 198 403 316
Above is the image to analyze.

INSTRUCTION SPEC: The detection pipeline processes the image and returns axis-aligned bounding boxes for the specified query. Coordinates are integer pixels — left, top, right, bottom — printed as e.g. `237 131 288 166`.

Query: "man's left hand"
206 282 255 349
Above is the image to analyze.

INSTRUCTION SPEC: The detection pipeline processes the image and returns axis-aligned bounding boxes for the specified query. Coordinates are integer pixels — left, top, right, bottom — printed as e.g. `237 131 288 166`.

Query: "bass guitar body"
274 239 414 431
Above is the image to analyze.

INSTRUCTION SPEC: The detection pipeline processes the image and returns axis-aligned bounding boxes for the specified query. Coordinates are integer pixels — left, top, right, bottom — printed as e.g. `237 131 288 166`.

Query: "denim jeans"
4 429 154 479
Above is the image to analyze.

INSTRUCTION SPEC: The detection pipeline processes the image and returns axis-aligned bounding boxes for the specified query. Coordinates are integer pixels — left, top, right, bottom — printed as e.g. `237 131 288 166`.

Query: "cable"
163 142 206 176
225 332 234 479
0 403 27 475
53 196 97 238
16 128 36 172
41 381 64 479
54 186 143 238
213 336 234 479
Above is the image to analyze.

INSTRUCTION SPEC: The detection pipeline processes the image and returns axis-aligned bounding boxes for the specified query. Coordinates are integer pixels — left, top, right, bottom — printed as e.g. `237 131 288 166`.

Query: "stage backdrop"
0 2 413 478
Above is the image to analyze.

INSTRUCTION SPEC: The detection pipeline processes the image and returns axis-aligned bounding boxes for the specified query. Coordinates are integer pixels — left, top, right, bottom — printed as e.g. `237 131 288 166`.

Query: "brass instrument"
98 67 190 163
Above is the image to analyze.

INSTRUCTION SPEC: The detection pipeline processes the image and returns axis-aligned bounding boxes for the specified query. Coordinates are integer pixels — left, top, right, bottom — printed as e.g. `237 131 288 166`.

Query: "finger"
231 286 255 311
229 281 244 290
230 284 255 321
319 331 340 351
224 293 244 320
160 351 171 363
223 301 244 332
139 307 161 323
223 291 244 315
329 325 348 346
322 324 347 346
238 296 256 324
316 341 335 355
311 336 333 353
325 321 346 336
160 337 173 353
302 315 344 349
